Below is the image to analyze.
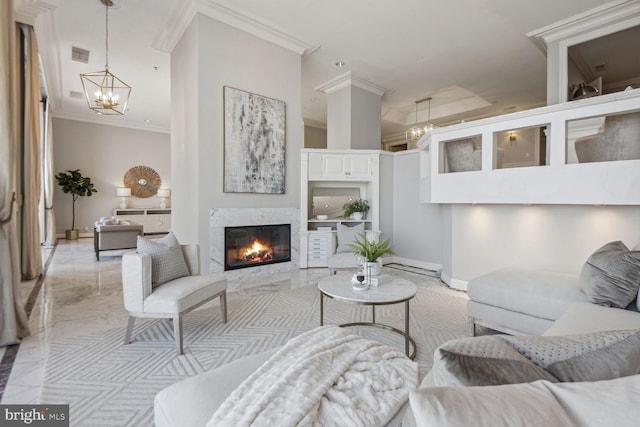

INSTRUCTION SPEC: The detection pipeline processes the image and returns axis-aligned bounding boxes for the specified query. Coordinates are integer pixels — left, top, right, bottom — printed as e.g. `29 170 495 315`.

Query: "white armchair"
122 244 227 355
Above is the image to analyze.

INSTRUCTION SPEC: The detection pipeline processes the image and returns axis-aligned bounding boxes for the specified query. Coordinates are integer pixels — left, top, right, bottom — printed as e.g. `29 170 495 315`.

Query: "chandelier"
80 0 131 115
405 96 436 144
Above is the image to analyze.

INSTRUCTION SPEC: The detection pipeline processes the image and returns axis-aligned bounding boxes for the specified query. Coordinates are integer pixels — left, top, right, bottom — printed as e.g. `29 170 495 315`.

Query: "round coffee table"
318 273 417 359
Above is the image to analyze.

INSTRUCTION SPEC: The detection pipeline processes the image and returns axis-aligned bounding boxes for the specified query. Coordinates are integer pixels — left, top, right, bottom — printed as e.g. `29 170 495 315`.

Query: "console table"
113 208 171 235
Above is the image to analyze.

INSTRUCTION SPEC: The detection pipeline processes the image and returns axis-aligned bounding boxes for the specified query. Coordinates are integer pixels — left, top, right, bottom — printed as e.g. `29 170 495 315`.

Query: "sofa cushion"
580 241 640 308
502 330 640 382
409 375 640 427
543 302 640 336
137 232 190 285
336 223 364 253
467 268 587 321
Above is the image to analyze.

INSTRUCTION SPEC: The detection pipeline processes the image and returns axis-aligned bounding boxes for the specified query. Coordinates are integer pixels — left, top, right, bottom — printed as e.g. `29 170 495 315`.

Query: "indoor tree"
55 169 98 239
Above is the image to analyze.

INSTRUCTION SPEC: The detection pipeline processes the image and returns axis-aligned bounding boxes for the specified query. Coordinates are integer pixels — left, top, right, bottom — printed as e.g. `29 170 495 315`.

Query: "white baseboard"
441 272 468 291
56 232 93 239
387 256 443 274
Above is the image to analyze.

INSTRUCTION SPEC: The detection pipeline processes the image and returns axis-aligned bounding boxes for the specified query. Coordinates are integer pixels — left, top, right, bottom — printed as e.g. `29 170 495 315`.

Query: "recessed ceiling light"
335 61 346 67
144 119 151 123
310 97 319 103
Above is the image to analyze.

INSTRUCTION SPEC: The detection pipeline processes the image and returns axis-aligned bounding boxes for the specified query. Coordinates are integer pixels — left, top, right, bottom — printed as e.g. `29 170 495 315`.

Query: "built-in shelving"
300 149 381 268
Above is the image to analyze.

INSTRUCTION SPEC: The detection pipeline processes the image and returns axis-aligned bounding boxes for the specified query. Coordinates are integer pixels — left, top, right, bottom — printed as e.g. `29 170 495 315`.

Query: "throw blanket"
208 326 418 427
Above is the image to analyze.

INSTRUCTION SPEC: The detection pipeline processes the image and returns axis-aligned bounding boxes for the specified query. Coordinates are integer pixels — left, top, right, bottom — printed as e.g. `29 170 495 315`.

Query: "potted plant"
342 199 370 220
55 169 98 240
346 232 394 276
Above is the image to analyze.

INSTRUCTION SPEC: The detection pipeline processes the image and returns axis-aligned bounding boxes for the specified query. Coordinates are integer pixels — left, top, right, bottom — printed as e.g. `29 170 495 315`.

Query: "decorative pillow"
336 223 364 253
502 329 640 382
579 241 640 308
137 232 190 286
429 336 557 387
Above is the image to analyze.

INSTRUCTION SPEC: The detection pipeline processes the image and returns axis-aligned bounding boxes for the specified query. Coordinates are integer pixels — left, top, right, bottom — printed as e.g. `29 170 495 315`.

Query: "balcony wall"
419 89 640 205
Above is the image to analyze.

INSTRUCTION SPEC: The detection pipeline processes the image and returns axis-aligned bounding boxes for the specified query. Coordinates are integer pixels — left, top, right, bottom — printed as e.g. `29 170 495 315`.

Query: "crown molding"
527 0 640 52
153 0 318 55
51 111 170 134
13 0 57 25
314 71 390 96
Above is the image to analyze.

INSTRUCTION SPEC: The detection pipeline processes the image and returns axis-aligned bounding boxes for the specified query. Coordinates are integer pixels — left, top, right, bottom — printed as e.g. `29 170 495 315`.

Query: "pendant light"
405 97 436 144
80 0 131 115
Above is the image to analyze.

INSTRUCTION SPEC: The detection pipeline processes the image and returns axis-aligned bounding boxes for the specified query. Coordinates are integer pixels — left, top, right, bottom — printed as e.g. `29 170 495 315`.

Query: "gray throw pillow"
336 223 364 253
579 241 640 308
137 232 190 286
434 336 558 386
502 330 640 382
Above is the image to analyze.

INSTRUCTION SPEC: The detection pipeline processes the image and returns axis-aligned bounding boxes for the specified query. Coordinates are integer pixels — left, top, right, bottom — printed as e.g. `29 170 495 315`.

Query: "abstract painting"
224 86 286 193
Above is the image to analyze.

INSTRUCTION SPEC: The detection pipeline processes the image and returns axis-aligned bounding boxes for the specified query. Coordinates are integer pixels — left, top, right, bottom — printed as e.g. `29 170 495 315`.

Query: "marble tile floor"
0 238 455 406
0 238 346 404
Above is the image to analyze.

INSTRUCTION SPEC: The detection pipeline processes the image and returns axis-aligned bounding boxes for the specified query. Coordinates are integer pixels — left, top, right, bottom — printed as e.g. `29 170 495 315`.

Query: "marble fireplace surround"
210 208 300 279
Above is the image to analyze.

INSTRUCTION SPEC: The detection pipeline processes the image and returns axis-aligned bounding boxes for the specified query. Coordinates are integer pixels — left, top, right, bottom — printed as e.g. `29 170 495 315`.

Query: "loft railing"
418 89 640 205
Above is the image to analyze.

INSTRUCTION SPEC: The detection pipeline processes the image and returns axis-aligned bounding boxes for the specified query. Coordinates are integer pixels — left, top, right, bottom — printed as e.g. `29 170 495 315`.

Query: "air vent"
71 46 90 64
69 90 84 99
594 63 608 72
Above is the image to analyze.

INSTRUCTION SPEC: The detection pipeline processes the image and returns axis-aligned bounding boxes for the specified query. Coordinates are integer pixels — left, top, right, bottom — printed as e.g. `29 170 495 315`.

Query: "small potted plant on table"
55 169 98 240
346 232 394 277
342 199 370 220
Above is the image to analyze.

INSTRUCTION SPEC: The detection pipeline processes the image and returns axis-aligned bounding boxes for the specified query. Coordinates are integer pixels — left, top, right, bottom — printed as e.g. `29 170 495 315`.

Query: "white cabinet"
308 153 373 180
307 231 335 267
113 208 171 234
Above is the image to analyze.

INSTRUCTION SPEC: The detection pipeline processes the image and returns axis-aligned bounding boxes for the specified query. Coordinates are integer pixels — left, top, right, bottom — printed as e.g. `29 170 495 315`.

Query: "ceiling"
32 0 631 138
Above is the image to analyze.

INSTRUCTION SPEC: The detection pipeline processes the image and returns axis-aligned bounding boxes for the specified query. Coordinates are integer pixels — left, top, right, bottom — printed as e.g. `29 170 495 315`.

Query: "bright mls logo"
1 405 68 426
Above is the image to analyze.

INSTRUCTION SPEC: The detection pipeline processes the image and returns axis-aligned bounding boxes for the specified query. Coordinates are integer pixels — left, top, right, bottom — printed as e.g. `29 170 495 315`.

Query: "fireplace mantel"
210 208 299 279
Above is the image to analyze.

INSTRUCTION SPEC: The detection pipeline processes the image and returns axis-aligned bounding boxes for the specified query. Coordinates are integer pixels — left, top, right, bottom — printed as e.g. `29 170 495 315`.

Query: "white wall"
449 204 640 285
391 150 444 270
171 19 199 247
350 86 381 150
52 118 170 236
171 14 303 273
379 152 394 242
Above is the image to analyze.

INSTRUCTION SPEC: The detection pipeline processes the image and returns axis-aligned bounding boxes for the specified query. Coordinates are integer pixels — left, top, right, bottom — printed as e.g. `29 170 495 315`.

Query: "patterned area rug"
41 276 469 426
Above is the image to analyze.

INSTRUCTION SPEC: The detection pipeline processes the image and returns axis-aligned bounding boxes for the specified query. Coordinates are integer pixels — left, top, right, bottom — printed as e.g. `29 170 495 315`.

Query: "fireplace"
224 224 291 271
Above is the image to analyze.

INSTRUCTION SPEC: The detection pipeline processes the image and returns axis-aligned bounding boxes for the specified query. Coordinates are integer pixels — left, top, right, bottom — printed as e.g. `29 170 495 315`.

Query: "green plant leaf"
345 232 395 262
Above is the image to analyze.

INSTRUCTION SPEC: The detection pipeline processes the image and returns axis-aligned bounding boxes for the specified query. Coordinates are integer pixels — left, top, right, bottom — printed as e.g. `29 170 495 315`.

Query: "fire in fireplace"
224 224 291 271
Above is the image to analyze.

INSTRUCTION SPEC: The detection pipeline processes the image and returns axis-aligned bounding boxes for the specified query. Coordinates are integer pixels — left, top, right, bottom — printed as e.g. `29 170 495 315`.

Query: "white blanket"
207 326 418 427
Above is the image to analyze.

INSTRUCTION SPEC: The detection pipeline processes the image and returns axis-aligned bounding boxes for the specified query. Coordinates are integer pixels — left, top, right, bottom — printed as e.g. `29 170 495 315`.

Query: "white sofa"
154 298 640 427
468 241 640 336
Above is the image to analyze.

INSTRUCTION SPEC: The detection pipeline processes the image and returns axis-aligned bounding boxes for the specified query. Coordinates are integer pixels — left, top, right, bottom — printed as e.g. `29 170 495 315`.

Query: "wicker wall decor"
123 166 161 198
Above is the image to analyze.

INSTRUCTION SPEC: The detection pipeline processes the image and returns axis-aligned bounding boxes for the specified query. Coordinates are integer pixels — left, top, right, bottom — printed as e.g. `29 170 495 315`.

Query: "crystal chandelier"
80 0 131 115
405 96 436 144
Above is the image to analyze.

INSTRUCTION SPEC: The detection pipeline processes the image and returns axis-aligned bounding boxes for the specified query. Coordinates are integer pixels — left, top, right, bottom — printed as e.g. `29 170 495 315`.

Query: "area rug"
40 277 469 426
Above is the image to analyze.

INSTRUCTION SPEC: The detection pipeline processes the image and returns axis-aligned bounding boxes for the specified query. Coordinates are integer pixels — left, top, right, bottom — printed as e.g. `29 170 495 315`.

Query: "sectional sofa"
155 240 640 426
155 303 640 426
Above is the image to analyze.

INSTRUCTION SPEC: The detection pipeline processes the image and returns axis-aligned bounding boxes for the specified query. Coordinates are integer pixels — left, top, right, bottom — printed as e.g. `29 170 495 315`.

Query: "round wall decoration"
123 166 161 198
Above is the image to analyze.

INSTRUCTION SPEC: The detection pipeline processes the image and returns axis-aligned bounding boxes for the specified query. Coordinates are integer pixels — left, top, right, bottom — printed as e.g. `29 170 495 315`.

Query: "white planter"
350 212 364 220
363 260 381 277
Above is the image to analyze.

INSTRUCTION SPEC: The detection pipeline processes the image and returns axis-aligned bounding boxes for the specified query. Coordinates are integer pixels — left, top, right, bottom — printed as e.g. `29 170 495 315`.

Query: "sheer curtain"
20 23 43 279
0 0 30 346
41 101 57 246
